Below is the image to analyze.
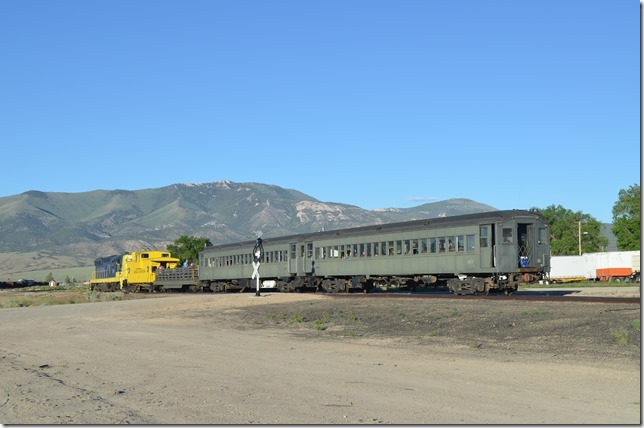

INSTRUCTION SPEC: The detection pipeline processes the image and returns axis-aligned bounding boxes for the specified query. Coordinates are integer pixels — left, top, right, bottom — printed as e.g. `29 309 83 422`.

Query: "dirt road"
0 292 640 424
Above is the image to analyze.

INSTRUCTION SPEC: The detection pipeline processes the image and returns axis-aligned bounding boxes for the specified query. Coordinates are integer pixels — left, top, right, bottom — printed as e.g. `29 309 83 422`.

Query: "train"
90 209 551 296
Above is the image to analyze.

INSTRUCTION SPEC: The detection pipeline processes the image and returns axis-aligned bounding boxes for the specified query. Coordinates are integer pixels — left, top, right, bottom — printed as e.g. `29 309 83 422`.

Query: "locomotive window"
502 228 513 244
141 253 149 259
538 227 548 244
430 238 436 253
421 238 428 254
467 234 475 251
480 226 489 247
457 235 464 252
438 237 446 253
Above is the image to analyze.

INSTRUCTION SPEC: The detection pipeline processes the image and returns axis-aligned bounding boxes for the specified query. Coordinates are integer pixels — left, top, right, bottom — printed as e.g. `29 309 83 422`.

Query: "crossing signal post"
251 238 264 297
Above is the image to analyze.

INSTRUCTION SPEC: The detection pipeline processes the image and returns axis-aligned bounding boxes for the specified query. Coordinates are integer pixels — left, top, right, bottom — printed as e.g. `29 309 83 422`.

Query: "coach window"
429 238 436 253
421 238 428 254
466 234 475 252
290 244 297 260
380 242 387 256
307 243 313 258
457 235 464 252
366 243 372 257
438 237 446 253
373 242 379 256
502 228 513 244
480 226 489 247
411 239 419 254
359 243 365 257
448 236 456 252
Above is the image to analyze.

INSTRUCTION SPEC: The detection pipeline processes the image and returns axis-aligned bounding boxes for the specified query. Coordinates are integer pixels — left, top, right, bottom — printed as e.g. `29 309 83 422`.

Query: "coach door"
495 223 517 272
303 241 314 274
289 243 298 274
289 241 313 275
479 224 494 268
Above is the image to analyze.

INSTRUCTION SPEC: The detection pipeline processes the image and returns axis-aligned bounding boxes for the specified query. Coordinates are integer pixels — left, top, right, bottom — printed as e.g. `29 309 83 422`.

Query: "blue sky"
1 0 639 224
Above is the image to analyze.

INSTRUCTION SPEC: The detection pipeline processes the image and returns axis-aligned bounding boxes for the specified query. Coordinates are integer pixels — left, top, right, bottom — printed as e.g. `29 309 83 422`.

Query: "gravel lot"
0 288 640 424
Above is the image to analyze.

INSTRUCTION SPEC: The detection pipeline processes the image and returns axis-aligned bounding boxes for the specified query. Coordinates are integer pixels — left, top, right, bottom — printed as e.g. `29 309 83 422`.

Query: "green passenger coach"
198 209 550 295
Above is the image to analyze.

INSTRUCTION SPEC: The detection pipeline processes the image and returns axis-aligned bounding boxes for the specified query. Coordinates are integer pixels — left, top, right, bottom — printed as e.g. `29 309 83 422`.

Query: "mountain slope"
0 181 498 278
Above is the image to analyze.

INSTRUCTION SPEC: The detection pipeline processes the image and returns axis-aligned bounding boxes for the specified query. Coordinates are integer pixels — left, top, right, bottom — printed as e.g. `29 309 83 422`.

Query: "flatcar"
198 209 551 295
89 250 181 292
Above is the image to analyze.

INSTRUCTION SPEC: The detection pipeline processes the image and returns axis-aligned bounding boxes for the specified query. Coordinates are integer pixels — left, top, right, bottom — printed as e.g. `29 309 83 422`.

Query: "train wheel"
476 285 489 296
450 282 462 295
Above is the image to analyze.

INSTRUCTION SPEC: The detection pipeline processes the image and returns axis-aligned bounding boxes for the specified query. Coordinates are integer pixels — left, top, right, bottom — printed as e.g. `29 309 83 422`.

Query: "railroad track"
326 292 641 304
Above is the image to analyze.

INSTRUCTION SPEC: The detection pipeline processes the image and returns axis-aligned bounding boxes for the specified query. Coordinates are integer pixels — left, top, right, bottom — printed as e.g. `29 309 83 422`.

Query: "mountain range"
0 181 499 280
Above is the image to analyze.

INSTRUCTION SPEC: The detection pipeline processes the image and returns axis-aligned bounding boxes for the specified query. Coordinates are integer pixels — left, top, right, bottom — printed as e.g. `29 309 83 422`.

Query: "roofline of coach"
201 209 547 252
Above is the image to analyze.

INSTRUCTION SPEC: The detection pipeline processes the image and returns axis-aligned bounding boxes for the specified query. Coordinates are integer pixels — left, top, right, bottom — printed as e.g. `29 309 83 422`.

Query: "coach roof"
201 209 546 252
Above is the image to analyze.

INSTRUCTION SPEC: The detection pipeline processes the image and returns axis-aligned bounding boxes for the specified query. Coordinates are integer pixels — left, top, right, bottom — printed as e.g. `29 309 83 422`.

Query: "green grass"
630 319 640 331
612 329 630 345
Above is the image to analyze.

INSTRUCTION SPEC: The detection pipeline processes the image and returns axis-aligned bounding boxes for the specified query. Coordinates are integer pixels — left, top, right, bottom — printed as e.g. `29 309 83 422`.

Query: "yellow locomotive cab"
90 250 180 292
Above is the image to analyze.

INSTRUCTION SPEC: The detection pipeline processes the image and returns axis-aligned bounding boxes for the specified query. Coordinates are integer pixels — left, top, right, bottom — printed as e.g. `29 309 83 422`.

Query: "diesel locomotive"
89 250 183 292
197 209 551 295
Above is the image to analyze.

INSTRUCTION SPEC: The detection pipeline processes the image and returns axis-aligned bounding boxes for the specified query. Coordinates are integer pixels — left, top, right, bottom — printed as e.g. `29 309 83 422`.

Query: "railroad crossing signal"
252 238 264 296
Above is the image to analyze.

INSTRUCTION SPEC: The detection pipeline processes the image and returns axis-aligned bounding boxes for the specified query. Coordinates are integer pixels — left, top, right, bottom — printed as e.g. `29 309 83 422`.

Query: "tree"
536 205 608 256
44 272 55 283
612 184 640 250
166 236 212 266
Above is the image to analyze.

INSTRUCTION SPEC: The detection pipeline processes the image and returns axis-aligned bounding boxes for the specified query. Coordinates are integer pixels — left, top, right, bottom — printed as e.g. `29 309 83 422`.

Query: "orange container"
596 267 632 281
